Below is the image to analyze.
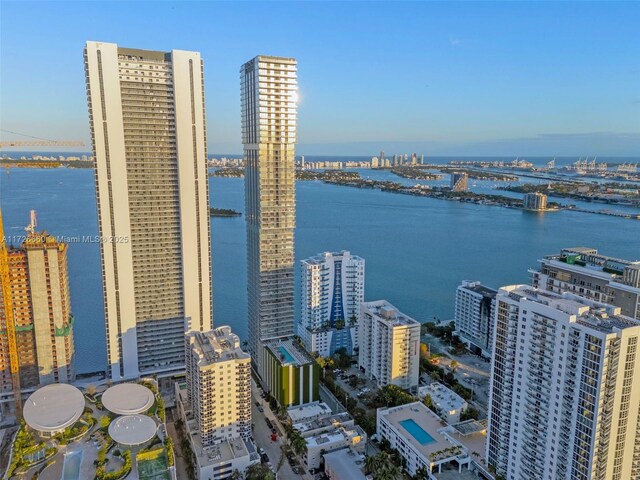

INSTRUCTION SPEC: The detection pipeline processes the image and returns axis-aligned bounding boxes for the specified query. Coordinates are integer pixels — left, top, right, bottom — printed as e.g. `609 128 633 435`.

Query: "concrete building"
262 338 319 407
523 192 548 210
184 327 252 446
0 226 74 391
419 382 468 424
84 42 212 381
486 285 640 480
376 402 473 478
358 300 420 391
450 172 469 192
324 449 368 480
23 384 85 438
454 281 497 358
299 251 365 356
287 401 334 424
531 247 640 320
241 55 298 378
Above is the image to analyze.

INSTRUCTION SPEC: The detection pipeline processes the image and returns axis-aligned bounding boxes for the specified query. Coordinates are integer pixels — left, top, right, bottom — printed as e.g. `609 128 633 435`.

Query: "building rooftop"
323 449 367 480
306 425 366 449
294 412 354 435
363 300 420 327
101 383 155 415
23 384 85 434
499 285 640 334
459 281 497 298
264 337 314 366
302 250 363 266
420 382 467 413
188 326 250 367
287 402 332 423
108 414 157 446
378 402 464 461
442 420 487 458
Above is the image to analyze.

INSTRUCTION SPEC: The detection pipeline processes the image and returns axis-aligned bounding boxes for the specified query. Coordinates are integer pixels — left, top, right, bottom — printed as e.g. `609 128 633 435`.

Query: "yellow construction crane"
0 129 84 148
0 207 22 418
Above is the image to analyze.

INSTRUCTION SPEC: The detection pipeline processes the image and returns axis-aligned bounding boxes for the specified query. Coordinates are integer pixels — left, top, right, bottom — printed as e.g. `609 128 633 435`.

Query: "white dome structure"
23 384 85 436
108 414 157 446
101 383 155 415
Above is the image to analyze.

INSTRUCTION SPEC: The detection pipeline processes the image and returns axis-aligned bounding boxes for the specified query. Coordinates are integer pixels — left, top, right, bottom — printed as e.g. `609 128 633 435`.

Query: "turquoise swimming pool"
400 419 436 445
61 450 83 480
277 346 296 363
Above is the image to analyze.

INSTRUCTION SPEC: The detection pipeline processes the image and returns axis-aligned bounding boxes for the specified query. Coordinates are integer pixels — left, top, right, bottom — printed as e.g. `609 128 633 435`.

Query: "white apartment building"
84 42 212 380
531 247 640 320
455 281 497 358
184 326 252 447
299 251 365 357
358 300 420 391
487 285 640 480
418 382 468 424
241 55 298 377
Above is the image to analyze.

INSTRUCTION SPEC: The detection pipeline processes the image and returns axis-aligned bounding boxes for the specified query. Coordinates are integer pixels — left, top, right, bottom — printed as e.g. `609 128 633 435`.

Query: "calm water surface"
1 167 639 374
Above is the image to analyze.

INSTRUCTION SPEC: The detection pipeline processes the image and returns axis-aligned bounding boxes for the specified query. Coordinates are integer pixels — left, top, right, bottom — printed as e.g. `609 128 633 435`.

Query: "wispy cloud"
449 35 463 47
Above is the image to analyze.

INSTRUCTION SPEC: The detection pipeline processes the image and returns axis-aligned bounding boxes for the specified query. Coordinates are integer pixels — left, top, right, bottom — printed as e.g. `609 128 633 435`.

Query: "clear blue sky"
1 1 638 156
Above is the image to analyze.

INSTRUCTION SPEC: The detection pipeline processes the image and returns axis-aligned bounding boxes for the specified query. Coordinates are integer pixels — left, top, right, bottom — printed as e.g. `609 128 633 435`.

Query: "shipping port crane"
0 207 22 418
0 129 84 148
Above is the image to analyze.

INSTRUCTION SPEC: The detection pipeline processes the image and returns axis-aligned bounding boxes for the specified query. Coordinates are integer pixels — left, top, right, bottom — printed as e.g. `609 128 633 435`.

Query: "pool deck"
378 402 461 460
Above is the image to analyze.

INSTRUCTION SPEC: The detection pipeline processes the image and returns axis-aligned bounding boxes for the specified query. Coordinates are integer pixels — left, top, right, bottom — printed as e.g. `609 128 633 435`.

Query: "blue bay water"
1 167 639 374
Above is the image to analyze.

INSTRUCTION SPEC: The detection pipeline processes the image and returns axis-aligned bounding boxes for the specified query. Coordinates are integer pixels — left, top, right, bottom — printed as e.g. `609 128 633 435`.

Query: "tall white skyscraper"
358 300 420 391
84 42 212 380
487 285 640 480
241 55 297 376
299 251 365 357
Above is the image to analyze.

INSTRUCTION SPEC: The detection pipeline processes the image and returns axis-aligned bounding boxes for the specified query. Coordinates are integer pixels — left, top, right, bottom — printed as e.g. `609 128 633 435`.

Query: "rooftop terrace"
364 300 420 327
189 326 250 366
264 337 314 366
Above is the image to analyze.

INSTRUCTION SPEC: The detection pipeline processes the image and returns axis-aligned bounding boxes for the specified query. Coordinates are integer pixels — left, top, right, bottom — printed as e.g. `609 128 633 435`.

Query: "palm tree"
245 464 275 480
364 451 390 474
414 466 429 479
290 431 307 457
379 463 402 479
229 469 242 480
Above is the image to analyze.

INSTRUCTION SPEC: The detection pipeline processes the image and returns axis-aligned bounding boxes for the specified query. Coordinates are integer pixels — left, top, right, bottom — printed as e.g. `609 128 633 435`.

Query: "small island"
210 208 242 217
210 167 244 178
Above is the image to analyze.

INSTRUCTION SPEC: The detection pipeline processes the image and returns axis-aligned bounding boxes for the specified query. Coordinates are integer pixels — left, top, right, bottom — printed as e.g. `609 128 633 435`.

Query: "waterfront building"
486 285 640 480
371 156 379 168
418 382 468 424
523 191 548 210
177 326 257 480
358 300 420 391
262 338 319 407
299 250 365 357
454 280 497 358
84 42 212 381
300 155 305 168
376 402 473 477
531 247 640 320
450 172 469 192
0 223 74 392
241 55 298 378
420 154 424 164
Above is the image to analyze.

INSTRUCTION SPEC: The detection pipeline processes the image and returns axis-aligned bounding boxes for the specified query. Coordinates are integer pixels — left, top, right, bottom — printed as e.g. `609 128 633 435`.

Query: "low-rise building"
376 402 472 478
262 338 320 407
358 300 420 391
293 411 355 438
324 448 368 480
286 401 333 424
419 382 468 424
302 424 367 470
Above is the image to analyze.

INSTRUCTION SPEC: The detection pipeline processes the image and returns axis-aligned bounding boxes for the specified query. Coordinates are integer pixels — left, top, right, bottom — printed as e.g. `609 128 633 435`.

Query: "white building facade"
358 300 420 391
454 281 497 358
299 251 365 357
84 42 212 380
241 55 298 378
486 285 640 480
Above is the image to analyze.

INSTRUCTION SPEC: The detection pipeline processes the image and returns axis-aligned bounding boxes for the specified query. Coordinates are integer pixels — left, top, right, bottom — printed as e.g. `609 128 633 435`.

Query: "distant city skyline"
1 1 639 156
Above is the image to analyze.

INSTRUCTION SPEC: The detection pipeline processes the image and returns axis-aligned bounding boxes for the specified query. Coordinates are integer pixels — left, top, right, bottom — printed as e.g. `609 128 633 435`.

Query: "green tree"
245 463 276 480
450 360 458 373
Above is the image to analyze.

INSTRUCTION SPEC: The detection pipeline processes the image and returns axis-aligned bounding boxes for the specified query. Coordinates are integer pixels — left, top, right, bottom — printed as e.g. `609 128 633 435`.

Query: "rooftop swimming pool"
277 346 296 364
399 418 436 445
61 450 83 480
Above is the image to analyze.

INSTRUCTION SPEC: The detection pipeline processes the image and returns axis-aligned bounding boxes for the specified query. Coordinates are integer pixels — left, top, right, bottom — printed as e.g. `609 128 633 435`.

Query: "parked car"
257 406 264 412
255 401 261 407
259 447 265 455
265 418 273 429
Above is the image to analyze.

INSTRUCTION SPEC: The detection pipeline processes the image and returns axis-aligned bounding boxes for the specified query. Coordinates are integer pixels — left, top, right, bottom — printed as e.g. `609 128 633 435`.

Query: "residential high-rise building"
241 55 297 377
0 221 74 391
358 300 420 391
178 326 257 480
84 42 212 380
523 191 548 210
184 326 252 445
299 251 365 357
486 285 640 480
454 280 497 358
531 247 640 320
450 172 469 192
